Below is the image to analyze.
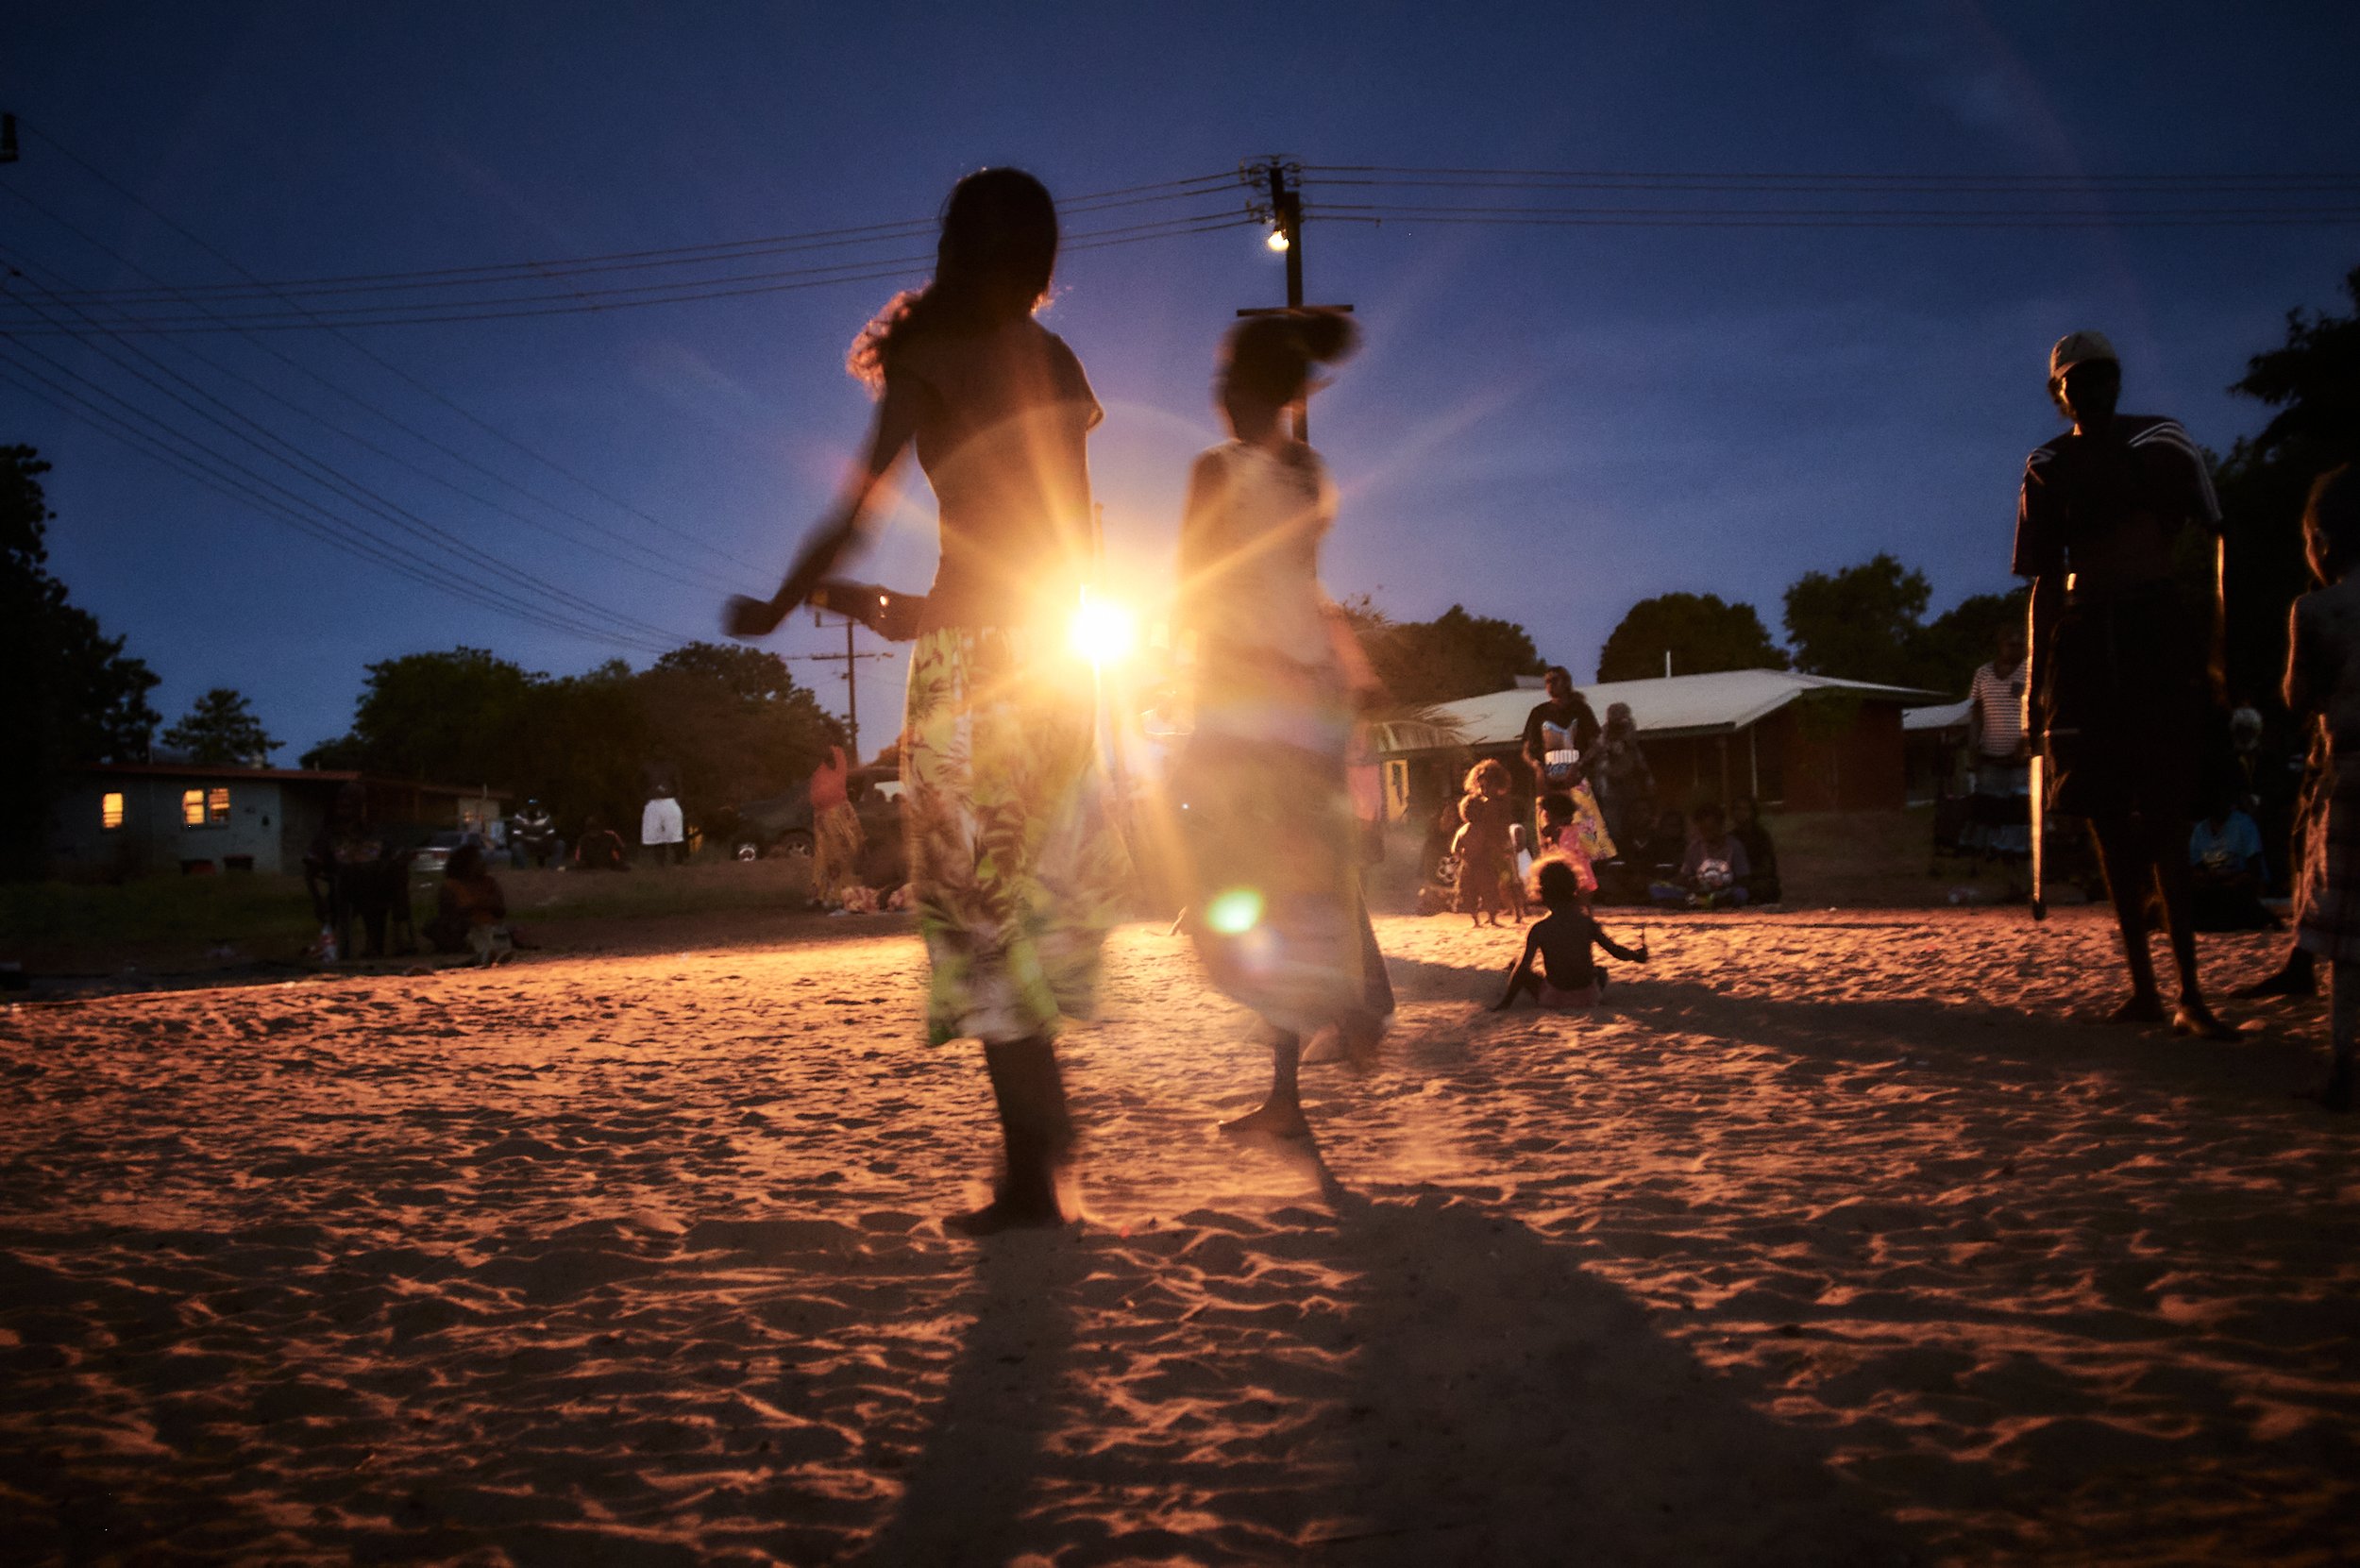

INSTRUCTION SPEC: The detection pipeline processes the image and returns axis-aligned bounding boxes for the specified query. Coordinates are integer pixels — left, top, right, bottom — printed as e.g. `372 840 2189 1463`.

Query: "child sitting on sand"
426 843 514 966
1492 858 1649 1009
2284 464 2360 1110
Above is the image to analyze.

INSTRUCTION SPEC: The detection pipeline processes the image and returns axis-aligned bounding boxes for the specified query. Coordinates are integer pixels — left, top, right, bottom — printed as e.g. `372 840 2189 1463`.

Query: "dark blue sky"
8 3 2355 761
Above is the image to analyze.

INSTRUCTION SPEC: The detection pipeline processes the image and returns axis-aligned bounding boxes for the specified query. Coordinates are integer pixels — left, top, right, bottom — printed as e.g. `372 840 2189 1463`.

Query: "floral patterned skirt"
902 626 1129 1045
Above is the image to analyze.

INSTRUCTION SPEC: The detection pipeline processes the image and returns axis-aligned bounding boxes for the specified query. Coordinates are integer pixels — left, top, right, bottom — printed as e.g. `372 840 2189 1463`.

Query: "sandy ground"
2 908 2355 1566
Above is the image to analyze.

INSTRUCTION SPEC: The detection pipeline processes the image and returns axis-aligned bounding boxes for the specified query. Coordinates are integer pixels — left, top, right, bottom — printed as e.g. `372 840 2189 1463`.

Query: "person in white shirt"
641 785 685 867
1966 628 2031 863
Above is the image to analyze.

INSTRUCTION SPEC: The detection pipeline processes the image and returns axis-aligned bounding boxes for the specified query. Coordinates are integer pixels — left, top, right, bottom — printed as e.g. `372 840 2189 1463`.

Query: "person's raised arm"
1594 921 1649 964
724 378 922 638
1491 923 1543 1010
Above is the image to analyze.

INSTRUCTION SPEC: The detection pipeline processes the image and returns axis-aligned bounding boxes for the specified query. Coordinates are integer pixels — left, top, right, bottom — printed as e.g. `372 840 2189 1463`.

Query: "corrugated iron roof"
1403 668 1943 750
1903 700 1975 733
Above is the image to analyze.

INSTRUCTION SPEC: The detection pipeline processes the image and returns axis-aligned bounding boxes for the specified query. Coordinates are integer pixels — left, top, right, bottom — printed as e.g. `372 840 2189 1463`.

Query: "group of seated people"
1599 797 1782 910
302 784 519 966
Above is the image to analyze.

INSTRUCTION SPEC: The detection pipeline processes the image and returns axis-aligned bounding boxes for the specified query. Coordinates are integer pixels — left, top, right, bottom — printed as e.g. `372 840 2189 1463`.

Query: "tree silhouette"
1340 599 1545 704
1783 553 1932 686
1596 592 1787 683
305 641 841 838
1 447 160 878
2217 263 2360 709
162 688 281 767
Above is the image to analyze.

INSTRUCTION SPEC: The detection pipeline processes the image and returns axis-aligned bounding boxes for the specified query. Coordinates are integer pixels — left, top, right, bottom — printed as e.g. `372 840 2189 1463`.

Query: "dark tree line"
2217 264 2360 710
302 642 845 841
1 447 159 878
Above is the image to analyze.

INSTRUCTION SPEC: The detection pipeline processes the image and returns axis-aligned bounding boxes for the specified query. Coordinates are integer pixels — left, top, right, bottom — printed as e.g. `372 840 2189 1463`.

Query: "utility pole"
1238 157 1350 443
787 611 893 762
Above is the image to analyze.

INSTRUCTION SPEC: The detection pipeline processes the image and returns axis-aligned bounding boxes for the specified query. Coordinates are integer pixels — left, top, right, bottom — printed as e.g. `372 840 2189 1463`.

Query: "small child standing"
2285 464 2360 1110
1493 859 1648 1008
1535 791 1599 895
1456 758 1521 927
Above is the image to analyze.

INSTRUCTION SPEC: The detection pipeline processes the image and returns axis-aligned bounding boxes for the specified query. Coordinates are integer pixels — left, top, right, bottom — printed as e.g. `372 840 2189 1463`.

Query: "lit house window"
101 792 125 830
208 787 230 824
182 789 206 826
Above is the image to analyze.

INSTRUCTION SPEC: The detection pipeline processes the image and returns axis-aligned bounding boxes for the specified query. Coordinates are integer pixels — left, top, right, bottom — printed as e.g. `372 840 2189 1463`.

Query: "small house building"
51 764 511 877
1375 668 1940 819
1902 699 1974 806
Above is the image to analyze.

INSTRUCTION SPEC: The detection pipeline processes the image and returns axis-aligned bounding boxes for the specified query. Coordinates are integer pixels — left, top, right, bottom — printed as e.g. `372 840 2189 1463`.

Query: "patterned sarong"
902 626 1129 1045
1174 649 1374 1037
811 801 865 905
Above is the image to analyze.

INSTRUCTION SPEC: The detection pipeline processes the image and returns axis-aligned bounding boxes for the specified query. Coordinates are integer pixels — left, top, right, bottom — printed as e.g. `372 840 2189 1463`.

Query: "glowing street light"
1265 227 1290 253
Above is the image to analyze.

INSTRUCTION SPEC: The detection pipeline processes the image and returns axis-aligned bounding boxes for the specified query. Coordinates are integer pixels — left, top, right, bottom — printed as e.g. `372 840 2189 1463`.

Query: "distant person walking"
2283 465 2360 1108
1172 309 1390 1139
725 168 1124 1233
808 744 865 908
2015 329 2235 1038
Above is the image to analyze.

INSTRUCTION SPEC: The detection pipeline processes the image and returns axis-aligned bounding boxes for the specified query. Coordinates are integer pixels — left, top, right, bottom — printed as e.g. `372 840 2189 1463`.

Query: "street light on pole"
1238 157 1350 444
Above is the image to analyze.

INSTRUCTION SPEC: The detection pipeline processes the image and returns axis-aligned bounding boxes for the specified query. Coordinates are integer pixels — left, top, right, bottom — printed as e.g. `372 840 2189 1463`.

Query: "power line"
10 122 777 573
0 238 745 598
0 344 679 653
0 208 1257 332
1303 202 2360 229
0 276 698 647
1301 162 2360 186
36 175 1247 305
27 167 1243 304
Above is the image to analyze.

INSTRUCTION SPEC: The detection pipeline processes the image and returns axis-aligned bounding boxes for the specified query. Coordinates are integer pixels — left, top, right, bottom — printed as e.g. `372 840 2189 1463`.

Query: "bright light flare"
1068 594 1138 666
1205 887 1264 936
1265 228 1290 253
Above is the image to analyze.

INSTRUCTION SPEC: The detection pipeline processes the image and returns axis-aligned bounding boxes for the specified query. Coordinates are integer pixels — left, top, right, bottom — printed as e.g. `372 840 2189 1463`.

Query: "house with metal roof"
50 764 511 878
1375 668 1942 818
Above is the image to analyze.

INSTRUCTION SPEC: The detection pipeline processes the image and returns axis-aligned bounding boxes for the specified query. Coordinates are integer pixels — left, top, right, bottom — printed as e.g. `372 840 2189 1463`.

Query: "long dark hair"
848 168 1059 389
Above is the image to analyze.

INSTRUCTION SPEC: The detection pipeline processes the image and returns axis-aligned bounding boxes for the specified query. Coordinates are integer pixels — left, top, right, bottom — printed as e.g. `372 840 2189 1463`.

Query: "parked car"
725 767 901 860
408 828 485 877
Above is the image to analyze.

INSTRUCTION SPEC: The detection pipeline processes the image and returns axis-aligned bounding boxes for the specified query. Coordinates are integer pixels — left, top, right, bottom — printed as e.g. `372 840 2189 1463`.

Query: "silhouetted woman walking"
728 169 1124 1233
1172 311 1390 1138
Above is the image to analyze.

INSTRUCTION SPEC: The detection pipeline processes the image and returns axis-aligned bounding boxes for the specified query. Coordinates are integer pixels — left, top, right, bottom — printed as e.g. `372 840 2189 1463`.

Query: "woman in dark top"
727 169 1125 1235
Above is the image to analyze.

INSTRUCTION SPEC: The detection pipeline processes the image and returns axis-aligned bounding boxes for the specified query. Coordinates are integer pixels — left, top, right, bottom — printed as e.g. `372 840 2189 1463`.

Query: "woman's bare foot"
943 1192 1067 1237
2107 991 2168 1024
2170 998 2240 1040
1220 1101 1311 1140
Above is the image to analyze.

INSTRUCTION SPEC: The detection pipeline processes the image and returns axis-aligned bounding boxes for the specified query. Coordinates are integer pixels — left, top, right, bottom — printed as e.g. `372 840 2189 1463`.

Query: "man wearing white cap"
2014 329 2237 1039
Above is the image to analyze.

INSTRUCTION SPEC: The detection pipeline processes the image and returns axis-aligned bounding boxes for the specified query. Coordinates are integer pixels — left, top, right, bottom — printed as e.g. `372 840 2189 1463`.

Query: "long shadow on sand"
857 1129 1917 1564
859 1234 1085 1567
1382 947 2334 1103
